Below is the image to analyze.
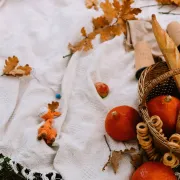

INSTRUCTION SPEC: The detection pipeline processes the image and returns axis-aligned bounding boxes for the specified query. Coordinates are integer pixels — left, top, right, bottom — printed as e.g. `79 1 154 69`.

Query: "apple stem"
165 95 172 102
112 111 119 119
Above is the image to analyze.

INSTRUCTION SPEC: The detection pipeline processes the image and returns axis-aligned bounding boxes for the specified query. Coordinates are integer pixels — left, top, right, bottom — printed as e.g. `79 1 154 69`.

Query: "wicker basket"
138 61 180 158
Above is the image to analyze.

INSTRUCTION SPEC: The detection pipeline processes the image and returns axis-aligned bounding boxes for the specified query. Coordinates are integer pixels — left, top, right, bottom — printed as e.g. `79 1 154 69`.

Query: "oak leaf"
69 0 141 53
100 25 122 42
113 0 122 11
102 151 122 174
92 16 109 29
85 0 98 10
100 0 117 23
3 56 32 77
17 65 32 76
81 27 87 37
102 147 136 174
48 101 59 112
3 56 19 74
172 0 180 5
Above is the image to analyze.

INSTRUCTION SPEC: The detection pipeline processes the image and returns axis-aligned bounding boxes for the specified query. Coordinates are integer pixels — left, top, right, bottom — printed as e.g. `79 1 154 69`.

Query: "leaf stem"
159 12 180 15
63 53 73 58
139 4 160 8
139 4 170 8
104 135 111 152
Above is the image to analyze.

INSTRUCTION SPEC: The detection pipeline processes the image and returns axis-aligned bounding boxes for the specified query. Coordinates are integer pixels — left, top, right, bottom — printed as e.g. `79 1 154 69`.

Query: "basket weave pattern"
138 61 180 158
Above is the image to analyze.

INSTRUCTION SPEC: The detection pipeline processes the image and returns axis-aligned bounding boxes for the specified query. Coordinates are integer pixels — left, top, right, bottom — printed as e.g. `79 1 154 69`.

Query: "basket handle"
140 68 180 106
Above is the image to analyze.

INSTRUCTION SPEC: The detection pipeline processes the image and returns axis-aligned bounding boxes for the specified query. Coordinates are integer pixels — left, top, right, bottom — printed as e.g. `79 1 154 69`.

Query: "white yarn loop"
9 161 19 174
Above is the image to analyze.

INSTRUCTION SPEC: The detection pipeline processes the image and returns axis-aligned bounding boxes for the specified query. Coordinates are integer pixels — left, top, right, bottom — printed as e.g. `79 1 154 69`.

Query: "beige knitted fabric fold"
125 20 162 57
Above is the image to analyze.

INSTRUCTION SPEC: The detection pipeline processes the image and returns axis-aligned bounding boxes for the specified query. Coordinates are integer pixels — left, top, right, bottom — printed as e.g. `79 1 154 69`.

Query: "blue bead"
56 93 61 99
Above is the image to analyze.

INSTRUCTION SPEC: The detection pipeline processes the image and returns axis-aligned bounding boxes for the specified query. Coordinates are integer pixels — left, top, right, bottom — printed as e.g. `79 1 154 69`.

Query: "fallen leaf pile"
85 0 98 10
3 56 32 77
156 0 180 5
69 0 141 53
102 147 139 174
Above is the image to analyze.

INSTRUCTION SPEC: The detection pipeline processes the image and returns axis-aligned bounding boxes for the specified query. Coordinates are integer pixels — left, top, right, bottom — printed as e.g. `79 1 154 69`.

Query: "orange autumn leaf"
17 65 32 76
3 56 19 74
113 0 122 11
92 16 109 29
48 101 59 112
172 0 180 5
100 0 117 23
156 0 171 3
85 0 98 10
100 25 122 42
156 0 180 5
81 27 87 37
68 0 141 53
120 0 141 20
3 56 32 77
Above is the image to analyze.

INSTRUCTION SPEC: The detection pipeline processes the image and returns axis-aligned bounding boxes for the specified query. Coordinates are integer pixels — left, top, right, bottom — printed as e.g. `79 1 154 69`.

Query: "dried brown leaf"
130 153 143 168
3 56 19 74
103 147 136 174
111 151 122 174
48 101 59 112
122 147 136 154
102 151 122 174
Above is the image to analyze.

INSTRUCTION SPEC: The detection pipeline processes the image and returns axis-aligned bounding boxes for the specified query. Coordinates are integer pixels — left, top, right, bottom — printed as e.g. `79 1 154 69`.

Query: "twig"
158 5 164 9
159 6 177 14
63 53 73 58
169 6 177 13
104 135 111 152
140 4 171 9
159 12 180 15
140 4 159 8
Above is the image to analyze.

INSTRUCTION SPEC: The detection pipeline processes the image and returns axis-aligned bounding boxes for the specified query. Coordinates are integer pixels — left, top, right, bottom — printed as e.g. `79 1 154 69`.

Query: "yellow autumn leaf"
100 0 117 23
17 64 32 76
171 0 180 5
100 25 122 42
81 27 87 37
3 56 19 74
3 56 32 77
85 0 98 10
68 0 141 53
92 16 109 29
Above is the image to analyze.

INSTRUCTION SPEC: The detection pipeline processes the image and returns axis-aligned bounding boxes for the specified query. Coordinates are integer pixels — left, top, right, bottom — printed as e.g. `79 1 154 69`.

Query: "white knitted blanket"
0 0 179 180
